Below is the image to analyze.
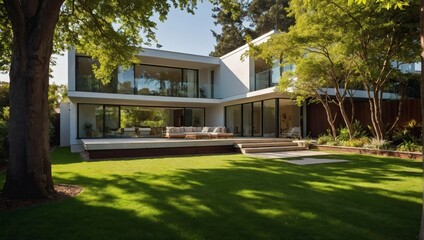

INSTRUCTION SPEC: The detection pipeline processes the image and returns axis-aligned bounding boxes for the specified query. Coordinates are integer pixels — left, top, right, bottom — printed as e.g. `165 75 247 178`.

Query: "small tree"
249 0 419 140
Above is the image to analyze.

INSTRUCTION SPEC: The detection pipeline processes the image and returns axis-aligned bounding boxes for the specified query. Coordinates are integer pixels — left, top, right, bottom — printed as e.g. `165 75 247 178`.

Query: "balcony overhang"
68 91 222 107
138 48 220 69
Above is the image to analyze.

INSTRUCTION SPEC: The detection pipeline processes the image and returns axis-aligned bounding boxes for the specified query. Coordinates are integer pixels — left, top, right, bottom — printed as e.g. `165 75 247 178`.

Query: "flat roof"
138 48 220 69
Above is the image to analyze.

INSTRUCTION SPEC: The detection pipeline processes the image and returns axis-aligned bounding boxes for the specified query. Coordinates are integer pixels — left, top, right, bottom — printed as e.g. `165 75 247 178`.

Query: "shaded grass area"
0 147 422 239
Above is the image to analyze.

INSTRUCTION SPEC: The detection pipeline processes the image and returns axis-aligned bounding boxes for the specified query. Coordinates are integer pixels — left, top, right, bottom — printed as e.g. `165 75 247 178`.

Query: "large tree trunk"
2 0 64 199
419 1 424 239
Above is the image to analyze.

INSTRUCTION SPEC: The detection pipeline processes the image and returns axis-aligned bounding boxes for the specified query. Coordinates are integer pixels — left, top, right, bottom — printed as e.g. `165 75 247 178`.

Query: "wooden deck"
81 138 291 159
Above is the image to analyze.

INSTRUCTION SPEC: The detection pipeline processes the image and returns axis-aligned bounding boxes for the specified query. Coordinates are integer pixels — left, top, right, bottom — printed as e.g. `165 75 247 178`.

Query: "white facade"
63 31 301 151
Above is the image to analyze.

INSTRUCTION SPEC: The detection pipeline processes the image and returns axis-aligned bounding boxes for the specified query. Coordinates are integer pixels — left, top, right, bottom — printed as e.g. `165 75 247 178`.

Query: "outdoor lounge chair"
282 127 301 139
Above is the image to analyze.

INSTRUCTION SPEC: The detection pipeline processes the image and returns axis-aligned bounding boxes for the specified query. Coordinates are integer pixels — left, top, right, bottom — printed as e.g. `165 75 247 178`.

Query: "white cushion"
213 127 220 133
201 127 209 133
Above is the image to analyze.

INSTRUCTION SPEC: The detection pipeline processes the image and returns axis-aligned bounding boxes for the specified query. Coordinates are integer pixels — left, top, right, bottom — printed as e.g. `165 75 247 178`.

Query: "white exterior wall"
218 30 275 98
60 102 70 146
219 51 251 99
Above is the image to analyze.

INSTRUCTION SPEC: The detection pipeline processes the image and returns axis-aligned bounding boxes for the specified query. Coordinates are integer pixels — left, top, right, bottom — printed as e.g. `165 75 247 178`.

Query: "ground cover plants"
317 120 423 153
0 147 421 239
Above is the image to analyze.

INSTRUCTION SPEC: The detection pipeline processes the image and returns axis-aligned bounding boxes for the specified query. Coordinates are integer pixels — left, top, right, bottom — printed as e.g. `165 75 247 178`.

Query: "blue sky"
0 1 219 85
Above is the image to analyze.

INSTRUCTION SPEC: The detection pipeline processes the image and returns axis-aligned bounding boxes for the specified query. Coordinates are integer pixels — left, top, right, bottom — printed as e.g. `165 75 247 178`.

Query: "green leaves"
349 0 411 9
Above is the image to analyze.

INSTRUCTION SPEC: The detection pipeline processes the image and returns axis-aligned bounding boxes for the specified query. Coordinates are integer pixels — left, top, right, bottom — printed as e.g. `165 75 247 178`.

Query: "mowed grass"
0 147 422 240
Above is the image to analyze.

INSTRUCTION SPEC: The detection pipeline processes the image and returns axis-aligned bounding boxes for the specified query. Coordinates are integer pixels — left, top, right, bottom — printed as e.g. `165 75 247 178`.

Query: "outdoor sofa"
164 126 233 139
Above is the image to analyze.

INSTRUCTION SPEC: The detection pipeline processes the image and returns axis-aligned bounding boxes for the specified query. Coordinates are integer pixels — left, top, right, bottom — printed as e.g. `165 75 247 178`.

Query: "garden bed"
314 145 422 160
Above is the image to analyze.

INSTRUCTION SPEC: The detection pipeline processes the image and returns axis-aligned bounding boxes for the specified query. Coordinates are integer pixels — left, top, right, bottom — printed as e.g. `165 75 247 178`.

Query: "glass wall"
253 102 262 137
226 105 242 137
253 58 282 91
104 106 120 137
184 108 204 127
76 57 101 92
78 104 104 138
183 69 198 98
78 104 205 138
279 99 301 137
263 100 276 137
117 67 134 94
242 103 252 136
225 98 300 138
75 56 203 98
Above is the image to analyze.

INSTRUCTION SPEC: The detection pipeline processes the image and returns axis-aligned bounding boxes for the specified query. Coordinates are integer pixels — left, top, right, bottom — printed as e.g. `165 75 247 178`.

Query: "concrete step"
233 138 293 144
241 146 307 154
235 142 298 149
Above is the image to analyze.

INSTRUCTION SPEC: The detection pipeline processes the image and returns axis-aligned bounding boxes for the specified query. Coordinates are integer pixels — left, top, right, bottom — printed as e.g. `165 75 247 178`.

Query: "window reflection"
76 56 200 98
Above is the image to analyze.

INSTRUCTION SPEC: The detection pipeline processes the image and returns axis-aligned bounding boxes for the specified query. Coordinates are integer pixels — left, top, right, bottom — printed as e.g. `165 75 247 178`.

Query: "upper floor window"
75 55 199 98
253 58 282 91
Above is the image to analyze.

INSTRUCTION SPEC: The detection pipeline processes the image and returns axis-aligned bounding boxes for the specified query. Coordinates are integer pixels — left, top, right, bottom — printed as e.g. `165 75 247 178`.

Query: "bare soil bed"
0 184 83 211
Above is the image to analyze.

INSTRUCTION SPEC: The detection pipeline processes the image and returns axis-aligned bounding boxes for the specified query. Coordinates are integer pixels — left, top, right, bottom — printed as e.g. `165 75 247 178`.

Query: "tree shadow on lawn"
1 154 421 240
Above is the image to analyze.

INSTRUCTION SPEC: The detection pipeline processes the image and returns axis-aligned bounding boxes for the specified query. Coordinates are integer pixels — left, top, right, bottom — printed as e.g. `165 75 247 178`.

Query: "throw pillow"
201 127 209 133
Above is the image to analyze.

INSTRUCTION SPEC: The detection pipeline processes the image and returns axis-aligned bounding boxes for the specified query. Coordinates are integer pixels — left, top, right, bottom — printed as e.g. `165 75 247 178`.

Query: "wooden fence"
306 99 421 137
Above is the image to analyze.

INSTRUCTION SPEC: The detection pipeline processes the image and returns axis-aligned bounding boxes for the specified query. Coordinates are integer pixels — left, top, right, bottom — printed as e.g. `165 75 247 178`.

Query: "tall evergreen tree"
210 0 293 57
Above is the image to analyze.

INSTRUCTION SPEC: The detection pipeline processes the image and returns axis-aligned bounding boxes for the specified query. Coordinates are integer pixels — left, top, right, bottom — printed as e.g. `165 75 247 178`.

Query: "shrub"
326 140 341 146
317 133 334 145
392 119 421 145
397 141 422 152
364 138 392 150
336 127 350 141
352 120 367 138
342 137 370 148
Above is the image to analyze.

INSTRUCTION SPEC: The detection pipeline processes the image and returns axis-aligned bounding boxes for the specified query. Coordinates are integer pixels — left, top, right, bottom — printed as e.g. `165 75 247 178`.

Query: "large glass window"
76 57 116 93
226 105 242 136
253 102 262 137
104 106 120 137
184 108 204 127
76 57 100 92
117 66 134 94
253 58 281 91
78 104 205 138
242 103 252 136
134 65 198 97
279 99 301 137
78 104 104 138
76 56 203 98
263 99 276 137
184 69 198 98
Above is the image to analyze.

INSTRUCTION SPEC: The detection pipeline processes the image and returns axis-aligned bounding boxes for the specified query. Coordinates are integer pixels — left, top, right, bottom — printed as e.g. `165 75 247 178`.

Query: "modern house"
61 31 307 152
61 30 402 154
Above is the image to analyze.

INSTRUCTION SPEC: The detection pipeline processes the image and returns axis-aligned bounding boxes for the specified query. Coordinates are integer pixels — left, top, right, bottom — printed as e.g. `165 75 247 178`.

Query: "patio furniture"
164 126 232 139
281 127 301 139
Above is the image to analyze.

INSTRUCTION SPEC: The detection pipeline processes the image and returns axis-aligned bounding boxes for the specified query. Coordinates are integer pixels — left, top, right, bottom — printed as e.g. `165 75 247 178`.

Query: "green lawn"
0 148 422 240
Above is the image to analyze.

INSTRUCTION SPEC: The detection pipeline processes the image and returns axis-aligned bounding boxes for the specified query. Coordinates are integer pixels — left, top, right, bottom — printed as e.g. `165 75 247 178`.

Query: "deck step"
235 142 298 149
241 146 306 154
233 138 293 144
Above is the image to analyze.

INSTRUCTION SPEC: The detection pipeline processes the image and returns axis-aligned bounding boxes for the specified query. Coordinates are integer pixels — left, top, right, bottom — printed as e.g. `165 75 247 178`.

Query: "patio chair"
282 127 301 139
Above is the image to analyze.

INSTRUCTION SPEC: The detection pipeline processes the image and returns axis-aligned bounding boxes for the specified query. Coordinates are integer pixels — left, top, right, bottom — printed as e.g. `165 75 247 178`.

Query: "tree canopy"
0 0 238 199
249 0 419 139
210 0 293 56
